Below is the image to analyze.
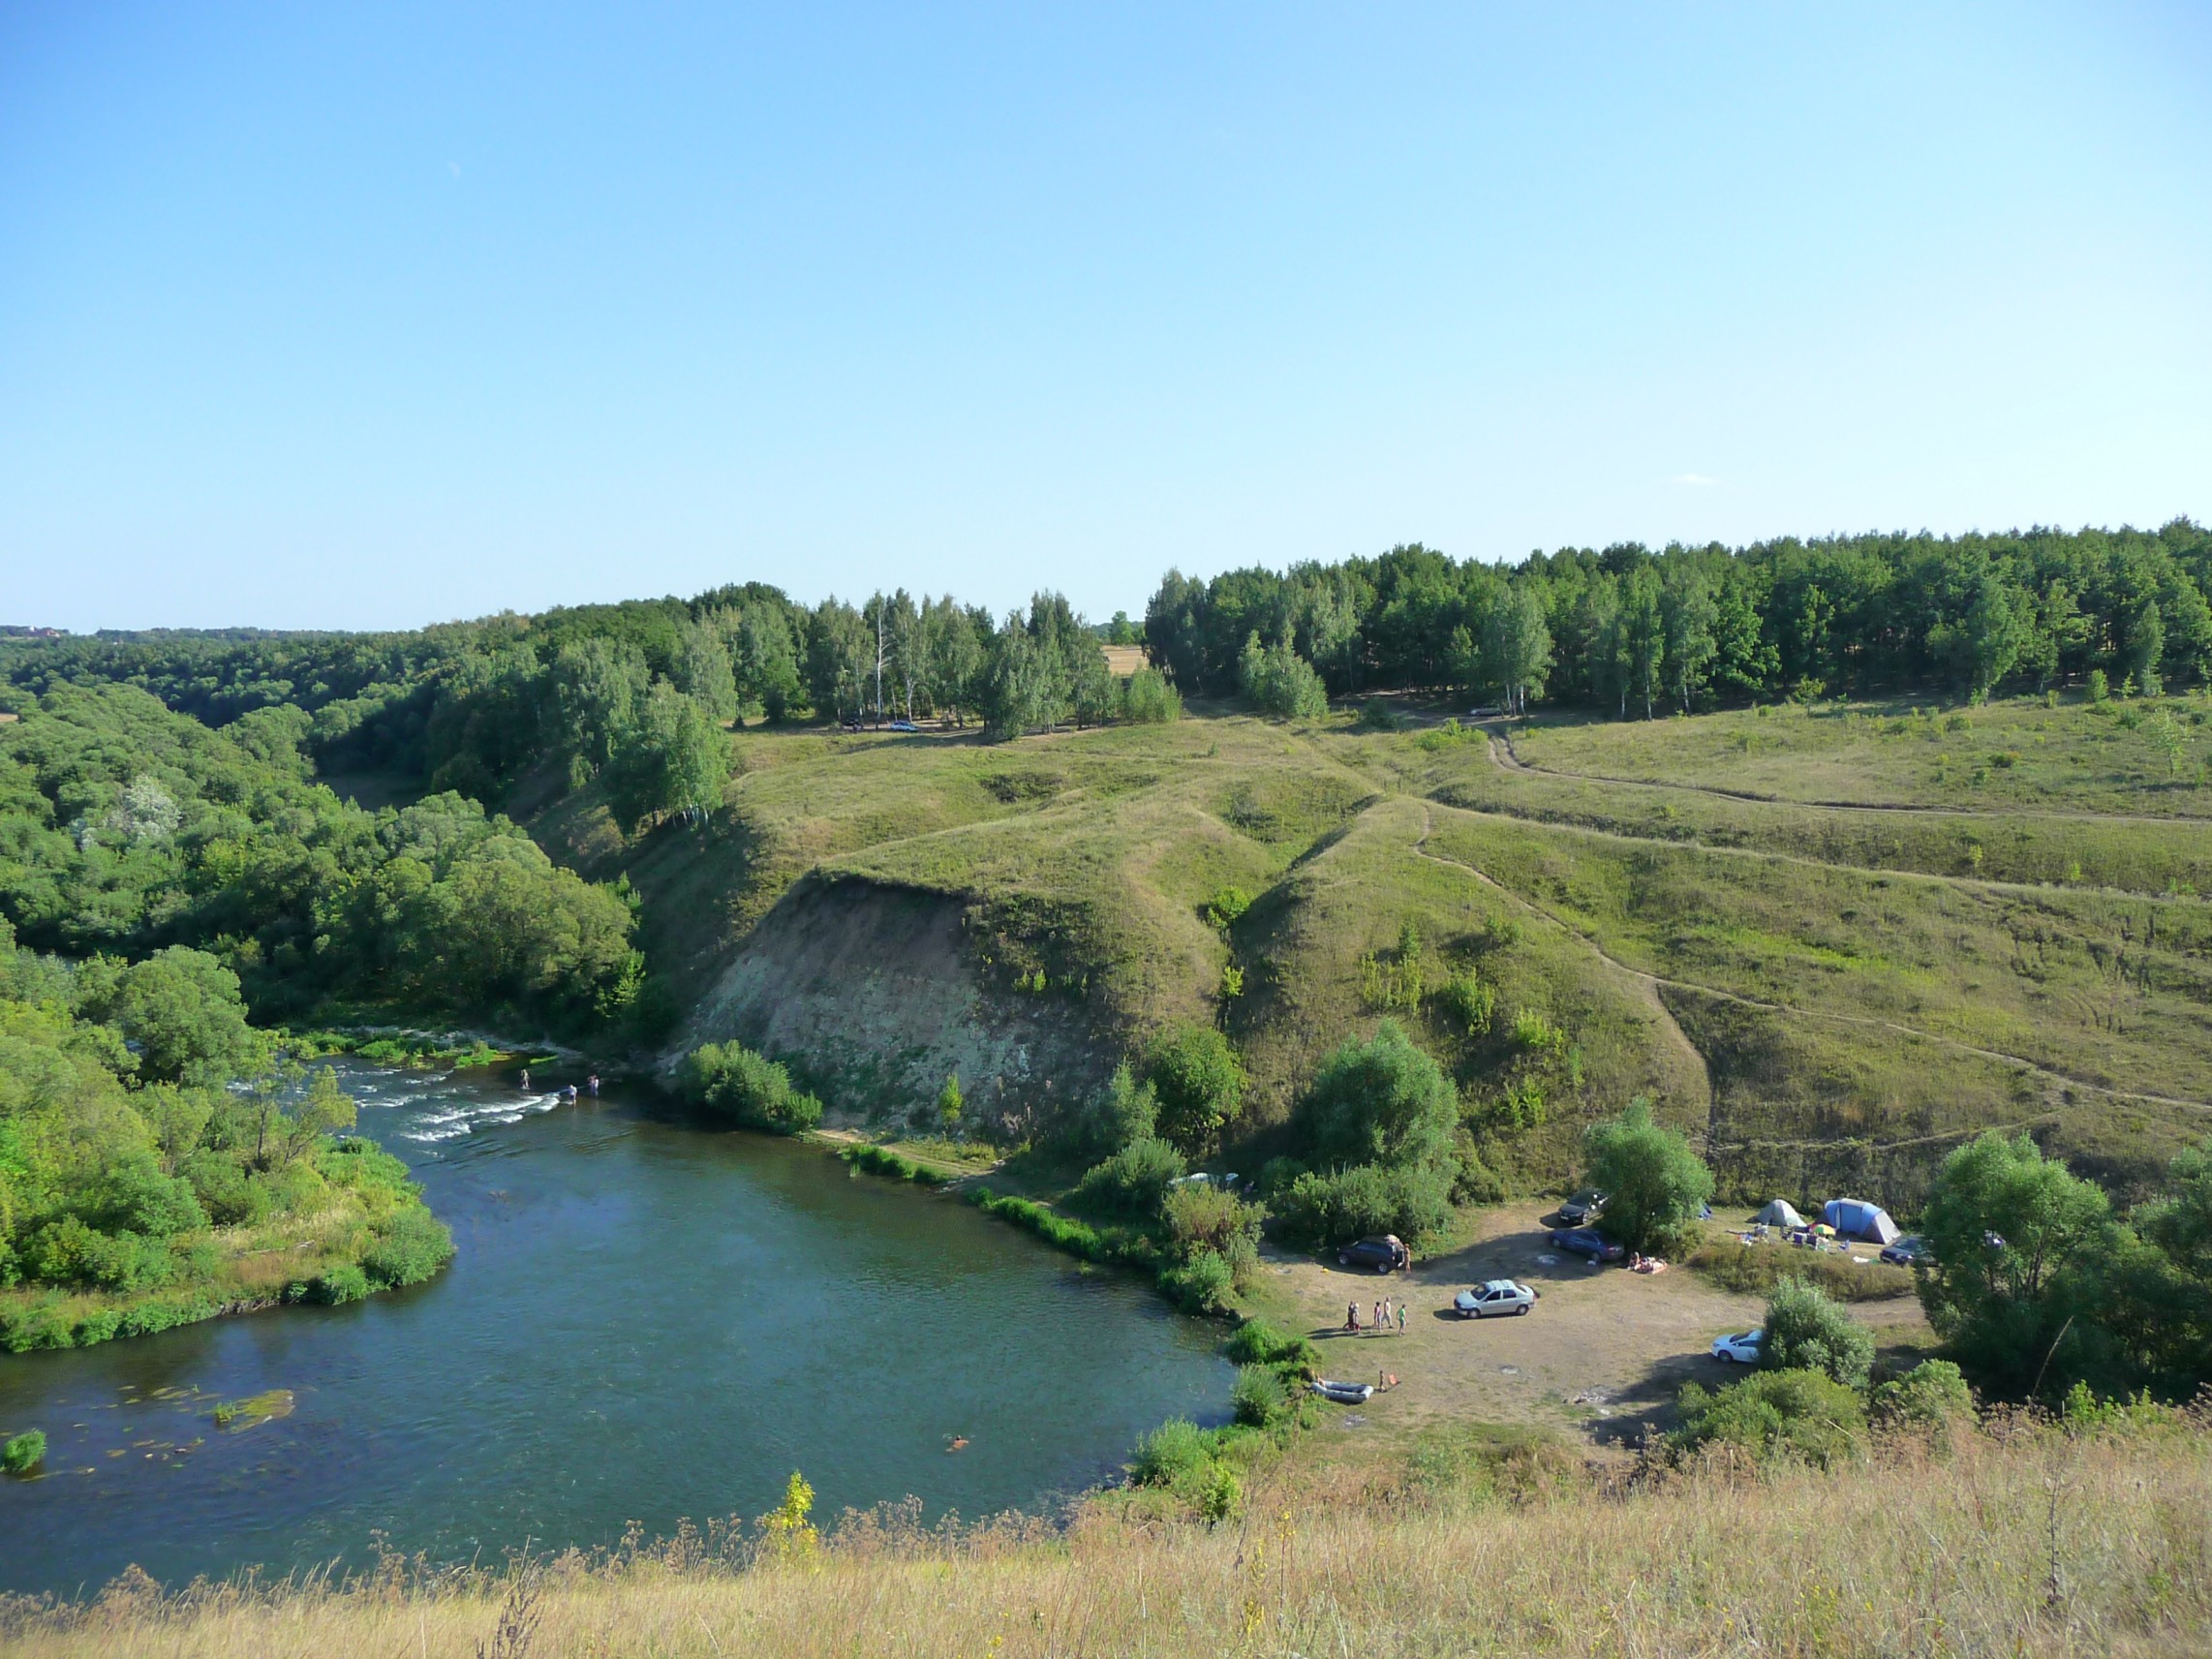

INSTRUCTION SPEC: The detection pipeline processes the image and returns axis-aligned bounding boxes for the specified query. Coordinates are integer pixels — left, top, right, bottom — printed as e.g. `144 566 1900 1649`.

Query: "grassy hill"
537 688 2212 1209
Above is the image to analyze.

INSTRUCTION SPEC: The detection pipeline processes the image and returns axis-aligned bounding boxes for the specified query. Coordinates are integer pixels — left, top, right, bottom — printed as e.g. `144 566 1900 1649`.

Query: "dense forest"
0 685 645 1033
0 914 453 1349
1148 520 2212 714
8 524 2206 835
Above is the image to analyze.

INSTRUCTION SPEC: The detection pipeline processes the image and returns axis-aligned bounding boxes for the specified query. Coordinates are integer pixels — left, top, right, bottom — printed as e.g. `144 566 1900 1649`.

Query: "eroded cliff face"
676 876 1118 1131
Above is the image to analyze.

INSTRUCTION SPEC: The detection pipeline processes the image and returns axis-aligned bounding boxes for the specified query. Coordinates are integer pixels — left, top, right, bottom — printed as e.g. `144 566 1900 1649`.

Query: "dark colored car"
1879 1235 1936 1267
1557 1189 1610 1226
1336 1235 1411 1274
1548 1226 1625 1263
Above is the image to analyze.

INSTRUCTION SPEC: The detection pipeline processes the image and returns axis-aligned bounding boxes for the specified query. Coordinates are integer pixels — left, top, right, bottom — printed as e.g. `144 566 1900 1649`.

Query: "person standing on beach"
1345 1301 1360 1333
1397 1302 1407 1335
519 1067 530 1091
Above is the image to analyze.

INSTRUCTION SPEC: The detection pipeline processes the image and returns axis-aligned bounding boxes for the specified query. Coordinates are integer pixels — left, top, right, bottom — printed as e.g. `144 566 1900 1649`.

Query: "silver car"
1454 1278 1538 1319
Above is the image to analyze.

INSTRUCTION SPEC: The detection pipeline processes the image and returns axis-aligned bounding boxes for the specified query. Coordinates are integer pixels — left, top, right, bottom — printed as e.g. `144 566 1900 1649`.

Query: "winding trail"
1406 802 2212 1121
1490 727 2212 829
1406 803 1715 1115
1441 759 2209 911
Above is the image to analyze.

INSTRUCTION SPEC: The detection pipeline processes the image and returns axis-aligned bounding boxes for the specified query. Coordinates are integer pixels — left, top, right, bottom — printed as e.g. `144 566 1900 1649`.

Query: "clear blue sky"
3 3 2207 632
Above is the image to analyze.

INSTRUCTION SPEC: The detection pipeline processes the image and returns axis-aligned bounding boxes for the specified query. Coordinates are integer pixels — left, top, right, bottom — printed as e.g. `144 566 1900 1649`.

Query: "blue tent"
1823 1198 1900 1244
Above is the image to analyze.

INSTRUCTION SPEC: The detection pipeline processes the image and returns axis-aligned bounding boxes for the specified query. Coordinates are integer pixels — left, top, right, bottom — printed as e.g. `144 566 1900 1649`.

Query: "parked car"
1454 1279 1538 1318
1337 1235 1411 1273
1548 1227 1624 1263
1880 1234 1936 1267
1710 1330 1765 1365
887 720 920 733
1556 1189 1610 1226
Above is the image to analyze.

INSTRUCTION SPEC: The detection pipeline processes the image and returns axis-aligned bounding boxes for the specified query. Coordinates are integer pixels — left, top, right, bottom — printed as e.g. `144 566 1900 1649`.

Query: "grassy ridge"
1513 693 2212 816
565 691 2212 1206
9 1414 2206 1656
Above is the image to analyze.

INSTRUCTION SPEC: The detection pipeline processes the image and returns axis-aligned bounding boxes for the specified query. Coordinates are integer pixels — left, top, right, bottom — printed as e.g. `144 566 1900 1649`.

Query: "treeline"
1146 520 2212 715
0 588 1170 827
0 921 453 1350
0 684 646 1033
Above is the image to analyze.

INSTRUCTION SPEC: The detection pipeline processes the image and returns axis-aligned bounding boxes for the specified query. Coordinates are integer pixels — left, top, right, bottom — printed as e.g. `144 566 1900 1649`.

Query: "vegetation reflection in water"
0 1063 1229 1597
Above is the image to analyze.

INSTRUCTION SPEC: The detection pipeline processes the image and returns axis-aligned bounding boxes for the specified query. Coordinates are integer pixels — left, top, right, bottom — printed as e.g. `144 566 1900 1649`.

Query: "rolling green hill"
538 689 2212 1210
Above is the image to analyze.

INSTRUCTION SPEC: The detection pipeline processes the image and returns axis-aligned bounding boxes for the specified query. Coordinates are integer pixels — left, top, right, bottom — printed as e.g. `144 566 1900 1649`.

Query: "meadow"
542 689 2212 1206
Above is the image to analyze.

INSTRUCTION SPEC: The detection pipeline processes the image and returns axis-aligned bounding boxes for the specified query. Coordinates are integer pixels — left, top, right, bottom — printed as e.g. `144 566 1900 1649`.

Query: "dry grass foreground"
8 1420 2208 1659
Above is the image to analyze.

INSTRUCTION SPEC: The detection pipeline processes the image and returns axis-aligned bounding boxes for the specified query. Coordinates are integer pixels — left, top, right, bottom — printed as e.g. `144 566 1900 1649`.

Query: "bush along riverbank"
0 923 454 1354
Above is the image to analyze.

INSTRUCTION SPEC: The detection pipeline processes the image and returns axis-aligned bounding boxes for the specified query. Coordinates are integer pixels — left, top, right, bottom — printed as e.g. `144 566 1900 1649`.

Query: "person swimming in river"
587 1074 600 1096
562 1084 577 1102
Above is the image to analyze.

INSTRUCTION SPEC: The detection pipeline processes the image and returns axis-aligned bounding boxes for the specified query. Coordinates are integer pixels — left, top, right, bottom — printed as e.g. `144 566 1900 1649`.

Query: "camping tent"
1823 1198 1901 1244
1753 1199 1806 1229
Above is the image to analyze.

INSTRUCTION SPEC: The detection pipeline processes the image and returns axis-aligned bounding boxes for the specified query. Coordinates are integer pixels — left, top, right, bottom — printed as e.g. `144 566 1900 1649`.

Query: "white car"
1710 1330 1764 1365
1453 1279 1538 1319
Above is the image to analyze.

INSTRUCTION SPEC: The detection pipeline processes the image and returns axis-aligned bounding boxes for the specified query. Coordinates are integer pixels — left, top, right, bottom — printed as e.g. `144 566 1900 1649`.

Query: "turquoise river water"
0 1063 1228 1595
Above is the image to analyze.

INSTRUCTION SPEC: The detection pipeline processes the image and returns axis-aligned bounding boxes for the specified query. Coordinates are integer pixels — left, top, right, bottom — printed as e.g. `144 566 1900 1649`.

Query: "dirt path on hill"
1440 764 2209 911
1488 729 2210 828
1409 801 2212 1120
1407 803 1715 1118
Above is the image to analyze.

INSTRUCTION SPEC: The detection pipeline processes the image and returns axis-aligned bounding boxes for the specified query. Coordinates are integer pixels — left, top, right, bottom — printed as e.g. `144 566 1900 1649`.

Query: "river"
0 1064 1229 1596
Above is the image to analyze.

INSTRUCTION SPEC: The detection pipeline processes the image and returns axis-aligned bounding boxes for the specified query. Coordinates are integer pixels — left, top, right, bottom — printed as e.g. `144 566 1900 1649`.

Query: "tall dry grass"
6 1417 2208 1658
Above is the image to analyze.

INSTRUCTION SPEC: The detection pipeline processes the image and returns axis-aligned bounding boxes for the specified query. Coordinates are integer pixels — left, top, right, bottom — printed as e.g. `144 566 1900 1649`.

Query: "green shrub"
1434 971 1496 1033
1761 1277 1875 1388
1198 1459 1242 1521
1158 1247 1235 1315
1237 633 1329 719
969 1191 1111 1262
1273 1161 1453 1251
1295 1019 1456 1173
1203 886 1251 930
1162 1183 1262 1259
674 1041 823 1134
1685 1242 1914 1303
27 1218 181 1294
360 1205 456 1289
1144 1025 1246 1155
1066 1062 1160 1160
2 1429 45 1474
1231 1364 1286 1427
1871 1360 1975 1433
1582 1098 1714 1253
841 1144 939 1184
1223 1317 1317 1370
1674 1369 1867 1467
312 1263 372 1305
1130 1417 1211 1487
1071 1136 1186 1214
1120 668 1183 724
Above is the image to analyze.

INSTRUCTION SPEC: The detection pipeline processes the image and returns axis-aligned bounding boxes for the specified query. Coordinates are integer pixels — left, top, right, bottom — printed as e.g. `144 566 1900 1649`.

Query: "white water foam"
393 1090 569 1143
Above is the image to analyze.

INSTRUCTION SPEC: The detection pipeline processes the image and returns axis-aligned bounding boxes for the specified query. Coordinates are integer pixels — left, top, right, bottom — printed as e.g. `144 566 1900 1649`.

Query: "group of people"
517 1068 600 1100
1344 1298 1407 1336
